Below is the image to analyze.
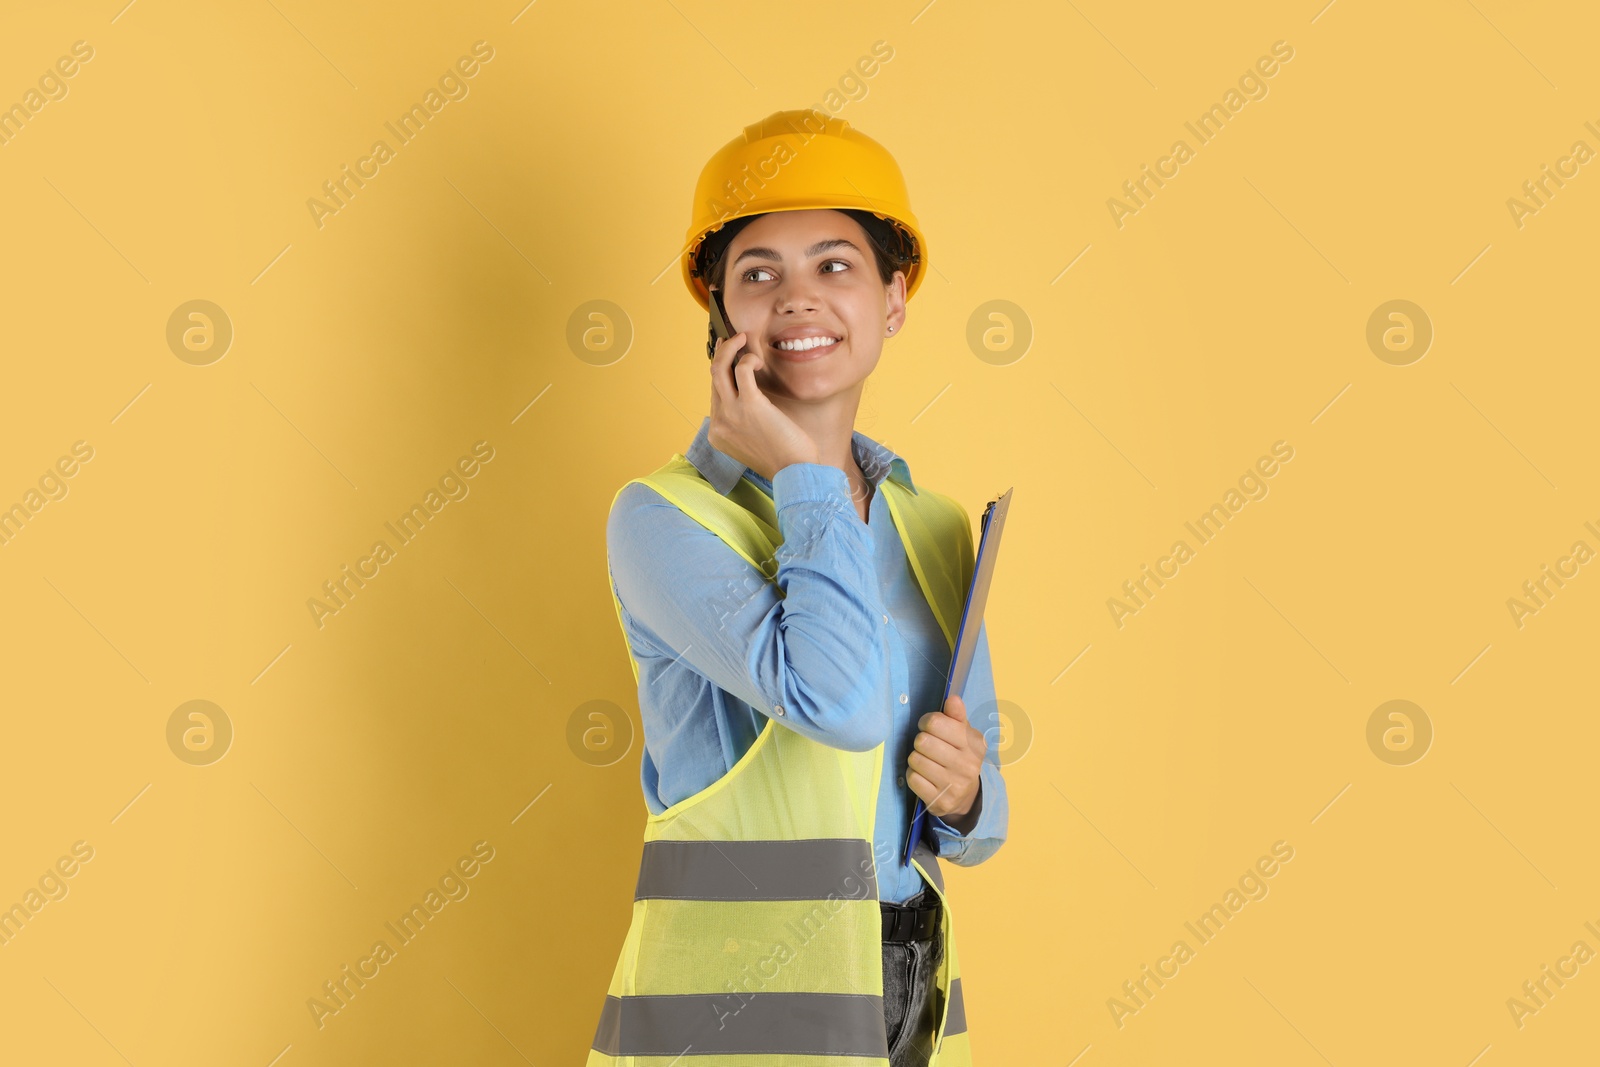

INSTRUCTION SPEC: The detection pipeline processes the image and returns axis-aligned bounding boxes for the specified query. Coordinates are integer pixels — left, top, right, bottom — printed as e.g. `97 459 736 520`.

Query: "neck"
770 387 865 487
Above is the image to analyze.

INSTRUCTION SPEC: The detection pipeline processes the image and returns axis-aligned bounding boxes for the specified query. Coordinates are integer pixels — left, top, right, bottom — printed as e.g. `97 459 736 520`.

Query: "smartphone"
707 287 739 367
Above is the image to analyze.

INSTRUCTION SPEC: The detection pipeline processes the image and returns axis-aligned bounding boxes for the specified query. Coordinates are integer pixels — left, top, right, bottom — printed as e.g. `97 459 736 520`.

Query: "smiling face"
714 209 907 405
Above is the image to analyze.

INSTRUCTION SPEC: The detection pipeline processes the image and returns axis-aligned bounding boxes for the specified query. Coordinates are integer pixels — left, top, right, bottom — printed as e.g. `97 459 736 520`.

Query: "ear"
884 270 908 337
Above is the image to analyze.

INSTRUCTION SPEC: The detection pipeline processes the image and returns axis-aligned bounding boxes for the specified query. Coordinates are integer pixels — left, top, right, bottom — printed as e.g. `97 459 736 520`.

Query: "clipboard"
902 486 1014 866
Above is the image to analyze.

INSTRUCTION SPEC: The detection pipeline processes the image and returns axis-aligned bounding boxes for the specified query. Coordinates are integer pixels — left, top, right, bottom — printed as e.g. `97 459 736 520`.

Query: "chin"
781 379 861 404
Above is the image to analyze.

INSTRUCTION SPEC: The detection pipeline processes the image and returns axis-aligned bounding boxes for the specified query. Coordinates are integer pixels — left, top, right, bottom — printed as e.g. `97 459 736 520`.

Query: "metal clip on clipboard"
902 486 1014 866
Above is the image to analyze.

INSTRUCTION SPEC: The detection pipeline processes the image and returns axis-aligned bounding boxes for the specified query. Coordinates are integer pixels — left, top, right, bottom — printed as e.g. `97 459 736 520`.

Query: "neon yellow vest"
588 452 978 1066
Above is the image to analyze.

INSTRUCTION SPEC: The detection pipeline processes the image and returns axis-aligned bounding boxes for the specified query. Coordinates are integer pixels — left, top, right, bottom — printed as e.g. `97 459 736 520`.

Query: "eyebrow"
732 238 864 267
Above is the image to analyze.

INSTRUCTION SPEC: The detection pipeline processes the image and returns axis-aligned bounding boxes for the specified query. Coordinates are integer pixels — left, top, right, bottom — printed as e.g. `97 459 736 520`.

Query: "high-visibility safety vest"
588 451 979 1066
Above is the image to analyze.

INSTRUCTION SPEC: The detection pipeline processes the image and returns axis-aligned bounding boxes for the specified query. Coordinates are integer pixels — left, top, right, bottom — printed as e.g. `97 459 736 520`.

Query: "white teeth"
774 336 840 351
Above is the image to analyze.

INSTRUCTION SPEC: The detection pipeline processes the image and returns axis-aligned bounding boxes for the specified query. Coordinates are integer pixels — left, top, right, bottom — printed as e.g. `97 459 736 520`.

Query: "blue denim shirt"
605 416 1008 903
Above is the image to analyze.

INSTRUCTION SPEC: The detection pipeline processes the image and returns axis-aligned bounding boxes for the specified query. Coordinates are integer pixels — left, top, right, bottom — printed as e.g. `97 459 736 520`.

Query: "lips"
771 336 841 361
770 329 843 362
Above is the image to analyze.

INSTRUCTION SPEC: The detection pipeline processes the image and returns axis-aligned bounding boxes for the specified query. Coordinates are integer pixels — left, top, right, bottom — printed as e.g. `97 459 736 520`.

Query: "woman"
589 110 1008 1067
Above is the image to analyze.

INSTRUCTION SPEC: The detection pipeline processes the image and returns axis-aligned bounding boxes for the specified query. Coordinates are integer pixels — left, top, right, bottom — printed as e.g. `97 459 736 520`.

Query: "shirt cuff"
929 762 997 846
771 461 852 509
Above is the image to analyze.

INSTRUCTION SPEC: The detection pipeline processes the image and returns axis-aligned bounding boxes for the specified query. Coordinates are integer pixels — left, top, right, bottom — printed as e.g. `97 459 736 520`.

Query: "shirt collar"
684 416 917 497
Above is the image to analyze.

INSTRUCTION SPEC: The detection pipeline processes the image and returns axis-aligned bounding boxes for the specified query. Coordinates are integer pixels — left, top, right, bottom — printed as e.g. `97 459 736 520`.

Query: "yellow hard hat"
682 109 927 312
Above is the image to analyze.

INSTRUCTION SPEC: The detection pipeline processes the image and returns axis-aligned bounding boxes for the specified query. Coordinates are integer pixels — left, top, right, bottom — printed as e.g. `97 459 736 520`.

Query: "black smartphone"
707 287 738 366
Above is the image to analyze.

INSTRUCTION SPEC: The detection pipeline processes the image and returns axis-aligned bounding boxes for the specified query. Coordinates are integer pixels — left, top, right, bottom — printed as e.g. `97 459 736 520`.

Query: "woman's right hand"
708 330 820 481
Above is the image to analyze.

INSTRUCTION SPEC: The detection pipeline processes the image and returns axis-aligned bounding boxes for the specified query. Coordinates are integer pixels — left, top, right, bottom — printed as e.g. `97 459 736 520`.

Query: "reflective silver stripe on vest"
635 839 878 901
945 976 967 1035
592 992 889 1057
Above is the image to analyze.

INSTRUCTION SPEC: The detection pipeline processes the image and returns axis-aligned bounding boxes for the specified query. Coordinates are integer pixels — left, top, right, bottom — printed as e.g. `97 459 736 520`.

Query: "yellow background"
2 0 1596 1063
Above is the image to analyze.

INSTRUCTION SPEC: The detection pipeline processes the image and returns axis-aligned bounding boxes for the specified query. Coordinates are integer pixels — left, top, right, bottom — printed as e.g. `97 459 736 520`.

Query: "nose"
772 272 822 316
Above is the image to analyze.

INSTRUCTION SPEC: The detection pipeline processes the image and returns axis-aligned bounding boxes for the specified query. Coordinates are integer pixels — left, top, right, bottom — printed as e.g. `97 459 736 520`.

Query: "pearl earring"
887 325 895 333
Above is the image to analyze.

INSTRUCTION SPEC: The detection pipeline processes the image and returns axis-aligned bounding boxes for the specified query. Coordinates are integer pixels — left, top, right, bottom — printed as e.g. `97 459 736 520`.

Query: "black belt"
880 897 941 942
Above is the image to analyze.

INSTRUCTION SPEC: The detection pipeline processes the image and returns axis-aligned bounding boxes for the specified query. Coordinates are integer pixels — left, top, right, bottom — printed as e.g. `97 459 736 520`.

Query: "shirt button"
899 693 909 704
774 705 785 717
881 613 888 623
898 775 906 786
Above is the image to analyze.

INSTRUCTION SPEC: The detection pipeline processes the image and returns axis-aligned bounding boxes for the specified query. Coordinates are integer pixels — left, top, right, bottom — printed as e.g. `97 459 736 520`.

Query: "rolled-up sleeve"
927 618 1009 864
606 463 893 752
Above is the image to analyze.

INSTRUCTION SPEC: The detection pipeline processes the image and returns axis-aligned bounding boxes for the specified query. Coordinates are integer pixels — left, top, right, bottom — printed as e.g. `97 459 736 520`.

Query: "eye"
741 266 775 283
820 258 851 274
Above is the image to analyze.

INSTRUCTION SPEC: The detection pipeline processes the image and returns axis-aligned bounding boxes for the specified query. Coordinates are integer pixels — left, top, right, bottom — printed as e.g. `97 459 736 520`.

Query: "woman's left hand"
906 693 986 828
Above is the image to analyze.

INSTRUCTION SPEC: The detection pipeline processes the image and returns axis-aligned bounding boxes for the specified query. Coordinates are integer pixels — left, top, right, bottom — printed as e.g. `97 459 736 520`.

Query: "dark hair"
695 209 918 294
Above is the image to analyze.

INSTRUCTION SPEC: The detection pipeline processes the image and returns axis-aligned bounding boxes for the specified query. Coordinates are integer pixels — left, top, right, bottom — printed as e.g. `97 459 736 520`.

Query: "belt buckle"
883 899 940 942
882 903 910 942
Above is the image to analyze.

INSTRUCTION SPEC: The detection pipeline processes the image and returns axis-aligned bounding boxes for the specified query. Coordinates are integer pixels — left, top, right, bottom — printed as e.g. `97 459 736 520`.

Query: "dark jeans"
881 890 944 1067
